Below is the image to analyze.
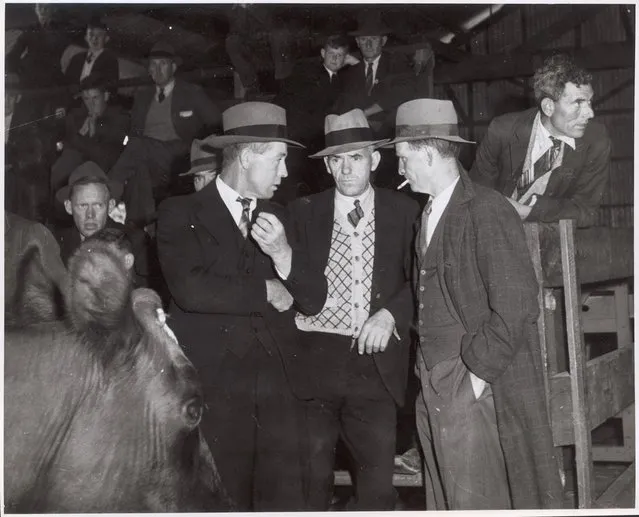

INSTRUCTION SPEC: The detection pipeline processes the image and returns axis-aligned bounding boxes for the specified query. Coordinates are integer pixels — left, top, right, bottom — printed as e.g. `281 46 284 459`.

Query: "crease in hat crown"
55 161 123 203
180 139 220 176
309 108 389 158
386 99 475 145
204 102 305 148
149 41 182 64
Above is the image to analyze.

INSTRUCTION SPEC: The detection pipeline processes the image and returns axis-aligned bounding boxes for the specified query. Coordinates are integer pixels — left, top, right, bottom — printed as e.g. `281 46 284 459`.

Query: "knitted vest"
296 209 375 336
143 94 180 142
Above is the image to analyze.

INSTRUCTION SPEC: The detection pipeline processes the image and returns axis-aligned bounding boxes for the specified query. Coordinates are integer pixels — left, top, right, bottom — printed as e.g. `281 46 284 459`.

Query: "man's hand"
55 107 66 119
506 197 532 220
356 308 396 355
265 278 293 312
343 53 360 67
251 212 292 277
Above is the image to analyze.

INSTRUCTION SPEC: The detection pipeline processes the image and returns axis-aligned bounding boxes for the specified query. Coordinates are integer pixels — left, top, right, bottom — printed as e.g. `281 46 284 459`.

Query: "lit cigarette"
397 179 409 190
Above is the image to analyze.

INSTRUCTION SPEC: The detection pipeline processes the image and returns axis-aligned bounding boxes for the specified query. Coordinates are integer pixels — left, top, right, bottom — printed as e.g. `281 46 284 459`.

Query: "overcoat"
426 167 564 509
470 107 611 228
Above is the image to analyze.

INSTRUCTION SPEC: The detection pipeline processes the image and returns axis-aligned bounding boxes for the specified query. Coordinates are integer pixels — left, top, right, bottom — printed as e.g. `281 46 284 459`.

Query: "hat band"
149 51 176 59
191 156 217 169
224 124 288 139
325 127 374 147
396 123 459 139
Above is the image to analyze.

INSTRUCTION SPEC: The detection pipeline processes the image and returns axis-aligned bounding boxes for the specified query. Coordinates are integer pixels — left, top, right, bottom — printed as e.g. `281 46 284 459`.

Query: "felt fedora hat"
386 98 475 145
148 41 182 66
349 11 391 36
179 139 220 176
204 102 305 148
309 109 389 158
56 161 123 204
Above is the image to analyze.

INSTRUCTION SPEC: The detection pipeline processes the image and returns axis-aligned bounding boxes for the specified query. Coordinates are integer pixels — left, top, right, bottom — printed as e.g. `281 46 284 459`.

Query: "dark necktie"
158 88 166 103
237 197 252 238
365 62 374 96
419 197 434 256
85 52 94 65
347 199 364 228
534 136 562 179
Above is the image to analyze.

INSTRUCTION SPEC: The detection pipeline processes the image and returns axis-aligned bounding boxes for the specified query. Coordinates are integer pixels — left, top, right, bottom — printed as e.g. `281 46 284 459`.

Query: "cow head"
5 239 231 512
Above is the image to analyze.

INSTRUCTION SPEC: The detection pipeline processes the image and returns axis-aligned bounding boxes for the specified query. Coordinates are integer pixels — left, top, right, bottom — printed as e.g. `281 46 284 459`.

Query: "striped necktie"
534 136 562 179
347 199 364 228
365 61 374 95
237 196 252 238
419 197 434 256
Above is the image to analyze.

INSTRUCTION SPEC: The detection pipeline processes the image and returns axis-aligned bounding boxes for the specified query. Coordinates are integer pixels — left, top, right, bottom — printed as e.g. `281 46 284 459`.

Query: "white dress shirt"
216 176 256 227
425 176 459 248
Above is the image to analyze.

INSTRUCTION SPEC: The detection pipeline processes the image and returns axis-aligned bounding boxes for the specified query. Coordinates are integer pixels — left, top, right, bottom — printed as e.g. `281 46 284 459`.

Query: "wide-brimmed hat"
309 109 389 158
56 161 123 204
204 102 305 148
349 11 392 37
148 41 182 66
87 14 108 30
179 139 220 176
385 99 475 146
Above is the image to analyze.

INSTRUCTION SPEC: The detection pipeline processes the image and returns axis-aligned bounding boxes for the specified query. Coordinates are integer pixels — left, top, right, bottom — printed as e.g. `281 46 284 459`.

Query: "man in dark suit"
470 54 611 228
288 109 419 510
156 102 327 511
108 41 221 227
64 16 119 97
391 98 563 510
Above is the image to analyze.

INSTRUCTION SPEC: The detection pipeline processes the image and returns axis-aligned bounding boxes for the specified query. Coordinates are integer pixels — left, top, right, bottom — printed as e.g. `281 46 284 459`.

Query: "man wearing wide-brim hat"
156 102 327 511
108 40 221 228
391 98 563 510
288 108 419 510
177 138 221 192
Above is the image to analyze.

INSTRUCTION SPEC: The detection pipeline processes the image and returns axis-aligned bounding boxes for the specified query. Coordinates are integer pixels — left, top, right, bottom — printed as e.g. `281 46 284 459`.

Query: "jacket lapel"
508 109 537 182
310 189 336 271
193 182 242 247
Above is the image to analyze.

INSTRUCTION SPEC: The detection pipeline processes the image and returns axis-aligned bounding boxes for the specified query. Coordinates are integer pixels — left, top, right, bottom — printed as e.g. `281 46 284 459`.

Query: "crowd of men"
5 5 611 512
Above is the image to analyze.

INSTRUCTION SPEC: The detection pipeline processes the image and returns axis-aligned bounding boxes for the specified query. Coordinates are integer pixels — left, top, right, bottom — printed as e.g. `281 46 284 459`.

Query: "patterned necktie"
158 87 166 103
237 196 252 238
347 199 364 228
534 136 562 179
365 61 374 96
419 197 434 256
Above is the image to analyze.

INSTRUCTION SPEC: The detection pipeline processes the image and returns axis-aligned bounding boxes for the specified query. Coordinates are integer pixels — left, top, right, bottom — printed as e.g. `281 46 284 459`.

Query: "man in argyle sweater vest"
288 109 419 510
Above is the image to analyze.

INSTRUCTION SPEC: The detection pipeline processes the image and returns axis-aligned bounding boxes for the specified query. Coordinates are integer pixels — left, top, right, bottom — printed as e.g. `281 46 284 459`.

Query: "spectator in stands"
65 15 119 96
177 139 220 193
108 41 221 228
289 109 419 510
274 34 351 196
470 53 611 228
51 75 128 200
53 161 153 289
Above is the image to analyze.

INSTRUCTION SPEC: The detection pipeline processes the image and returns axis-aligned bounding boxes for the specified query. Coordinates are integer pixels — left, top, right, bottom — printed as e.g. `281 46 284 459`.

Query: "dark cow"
4 239 231 512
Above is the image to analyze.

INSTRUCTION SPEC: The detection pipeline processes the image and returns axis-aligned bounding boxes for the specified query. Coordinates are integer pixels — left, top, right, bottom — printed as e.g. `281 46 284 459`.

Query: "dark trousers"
108 136 188 226
301 332 397 511
198 341 306 512
416 355 511 510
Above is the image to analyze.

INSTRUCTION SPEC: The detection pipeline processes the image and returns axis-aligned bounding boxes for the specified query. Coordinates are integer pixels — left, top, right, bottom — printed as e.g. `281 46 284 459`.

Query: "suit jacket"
65 49 120 91
334 51 418 138
129 78 221 143
156 180 327 392
423 167 563 508
63 104 129 173
273 61 343 149
288 187 419 405
470 108 611 228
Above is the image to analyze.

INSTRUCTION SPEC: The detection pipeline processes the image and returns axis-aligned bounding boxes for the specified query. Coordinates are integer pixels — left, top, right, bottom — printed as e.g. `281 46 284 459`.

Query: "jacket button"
375 293 380 299
419 303 424 309
419 320 423 326
354 303 359 308
419 286 425 292
420 269 426 275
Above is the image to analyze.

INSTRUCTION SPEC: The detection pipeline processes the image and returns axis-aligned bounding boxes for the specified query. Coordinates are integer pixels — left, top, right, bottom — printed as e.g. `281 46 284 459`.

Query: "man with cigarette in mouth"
287 108 419 510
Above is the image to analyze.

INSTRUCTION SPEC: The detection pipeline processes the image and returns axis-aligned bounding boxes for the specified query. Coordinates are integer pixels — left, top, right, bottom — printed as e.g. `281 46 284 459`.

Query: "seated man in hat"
156 102 327 511
53 161 153 290
64 15 119 98
288 109 419 510
51 75 128 205
390 98 562 510
108 41 221 228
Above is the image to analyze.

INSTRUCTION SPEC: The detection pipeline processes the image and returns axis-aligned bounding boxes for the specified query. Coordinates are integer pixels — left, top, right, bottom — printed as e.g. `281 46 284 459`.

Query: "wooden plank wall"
432 5 634 228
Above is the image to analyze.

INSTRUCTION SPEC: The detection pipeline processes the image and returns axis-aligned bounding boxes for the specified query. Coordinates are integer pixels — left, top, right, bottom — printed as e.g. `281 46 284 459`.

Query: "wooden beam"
435 42 634 84
449 5 520 48
593 78 634 109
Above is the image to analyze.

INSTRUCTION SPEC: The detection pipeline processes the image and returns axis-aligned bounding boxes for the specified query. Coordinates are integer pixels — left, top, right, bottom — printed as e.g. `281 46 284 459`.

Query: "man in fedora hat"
108 40 221 228
287 108 419 510
53 161 153 289
177 138 221 193
156 102 327 511
390 98 563 510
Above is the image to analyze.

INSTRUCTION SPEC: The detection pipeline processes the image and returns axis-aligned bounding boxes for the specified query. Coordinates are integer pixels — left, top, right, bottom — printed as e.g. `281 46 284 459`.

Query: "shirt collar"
216 176 256 211
323 65 336 78
157 79 176 97
87 48 105 60
334 183 374 216
536 111 576 150
431 175 459 210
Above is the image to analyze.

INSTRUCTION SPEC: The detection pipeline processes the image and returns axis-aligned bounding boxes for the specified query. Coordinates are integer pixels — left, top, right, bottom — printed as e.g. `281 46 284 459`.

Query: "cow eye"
182 397 203 428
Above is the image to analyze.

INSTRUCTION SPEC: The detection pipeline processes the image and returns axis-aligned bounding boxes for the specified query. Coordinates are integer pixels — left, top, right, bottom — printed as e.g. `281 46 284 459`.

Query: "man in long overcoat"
390 98 563 509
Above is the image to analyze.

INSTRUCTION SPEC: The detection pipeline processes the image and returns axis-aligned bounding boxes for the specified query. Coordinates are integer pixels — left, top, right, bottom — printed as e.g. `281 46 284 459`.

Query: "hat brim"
55 180 123 205
382 135 476 147
349 28 392 36
309 139 389 158
179 164 219 177
148 55 183 66
204 135 306 148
